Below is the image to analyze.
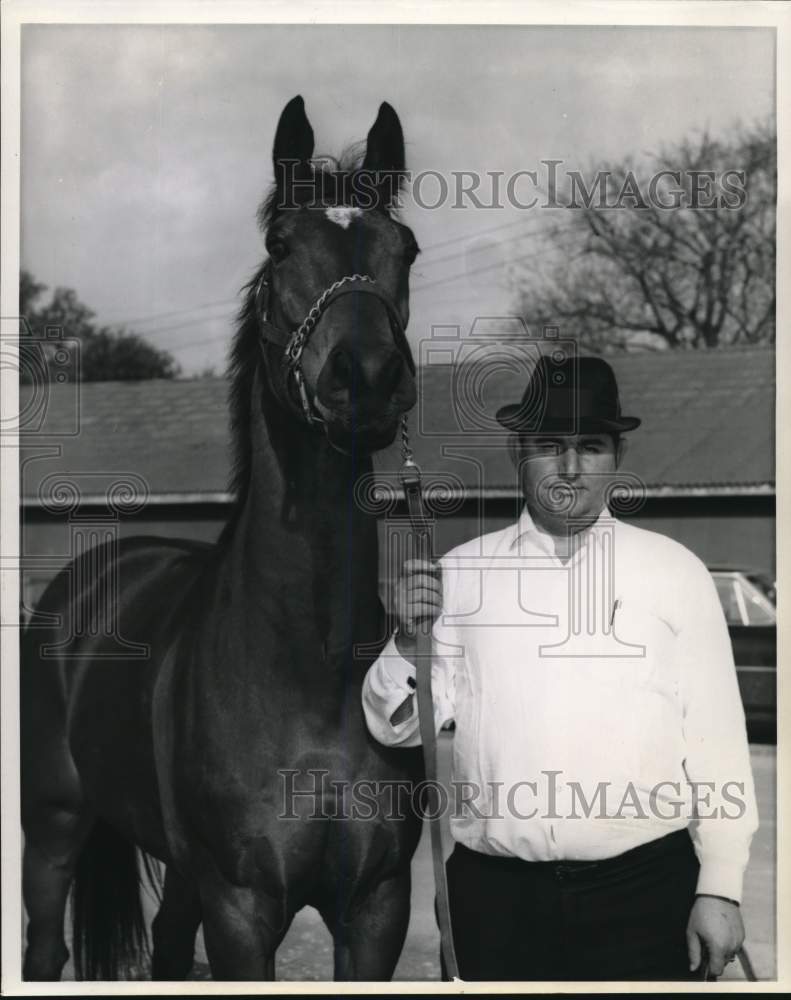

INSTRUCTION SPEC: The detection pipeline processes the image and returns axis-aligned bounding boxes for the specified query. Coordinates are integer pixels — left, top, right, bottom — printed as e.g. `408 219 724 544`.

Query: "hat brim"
495 403 641 434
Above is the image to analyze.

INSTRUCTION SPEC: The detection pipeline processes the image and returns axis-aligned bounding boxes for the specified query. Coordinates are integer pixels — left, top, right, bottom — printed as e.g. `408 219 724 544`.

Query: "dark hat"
495 354 641 434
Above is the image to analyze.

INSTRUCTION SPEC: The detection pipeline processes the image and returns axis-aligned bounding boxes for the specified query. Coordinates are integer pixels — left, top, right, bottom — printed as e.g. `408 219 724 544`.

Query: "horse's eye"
404 241 420 265
267 239 289 264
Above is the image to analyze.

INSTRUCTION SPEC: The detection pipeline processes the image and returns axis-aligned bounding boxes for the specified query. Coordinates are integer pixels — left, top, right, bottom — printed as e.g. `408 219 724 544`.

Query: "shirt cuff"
695 856 746 904
377 633 418 692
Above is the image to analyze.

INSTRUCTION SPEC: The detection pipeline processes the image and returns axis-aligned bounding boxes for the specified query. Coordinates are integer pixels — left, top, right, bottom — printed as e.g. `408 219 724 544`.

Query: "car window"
713 575 744 625
736 578 777 625
745 573 777 606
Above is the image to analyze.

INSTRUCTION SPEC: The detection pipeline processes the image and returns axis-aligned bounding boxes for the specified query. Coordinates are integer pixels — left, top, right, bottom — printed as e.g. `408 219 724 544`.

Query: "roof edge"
19 482 775 509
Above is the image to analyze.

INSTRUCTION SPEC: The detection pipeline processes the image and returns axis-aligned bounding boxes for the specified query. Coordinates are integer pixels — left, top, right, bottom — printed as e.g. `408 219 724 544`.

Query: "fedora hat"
495 354 641 434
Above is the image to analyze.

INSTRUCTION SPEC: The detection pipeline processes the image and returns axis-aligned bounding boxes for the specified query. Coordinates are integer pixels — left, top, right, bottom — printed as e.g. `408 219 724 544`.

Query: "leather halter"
255 264 416 427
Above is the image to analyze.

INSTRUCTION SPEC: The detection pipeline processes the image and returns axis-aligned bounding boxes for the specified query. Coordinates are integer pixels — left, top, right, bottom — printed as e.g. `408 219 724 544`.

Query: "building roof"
19 345 774 504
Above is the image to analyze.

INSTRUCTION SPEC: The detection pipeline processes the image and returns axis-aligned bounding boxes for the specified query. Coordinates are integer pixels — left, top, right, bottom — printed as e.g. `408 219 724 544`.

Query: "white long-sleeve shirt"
362 505 758 902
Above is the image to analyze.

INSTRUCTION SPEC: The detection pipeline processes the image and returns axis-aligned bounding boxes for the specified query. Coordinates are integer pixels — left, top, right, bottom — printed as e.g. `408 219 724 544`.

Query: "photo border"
2 0 788 994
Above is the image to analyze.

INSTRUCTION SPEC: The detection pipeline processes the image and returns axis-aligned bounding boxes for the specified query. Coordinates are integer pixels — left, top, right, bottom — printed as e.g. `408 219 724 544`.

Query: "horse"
20 95 425 982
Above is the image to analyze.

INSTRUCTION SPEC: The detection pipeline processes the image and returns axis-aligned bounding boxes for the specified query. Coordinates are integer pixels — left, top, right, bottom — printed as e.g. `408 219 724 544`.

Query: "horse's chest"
182 744 412 891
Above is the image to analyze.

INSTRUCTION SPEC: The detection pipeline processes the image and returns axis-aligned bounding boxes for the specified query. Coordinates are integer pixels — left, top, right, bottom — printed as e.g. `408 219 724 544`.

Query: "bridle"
255 263 416 427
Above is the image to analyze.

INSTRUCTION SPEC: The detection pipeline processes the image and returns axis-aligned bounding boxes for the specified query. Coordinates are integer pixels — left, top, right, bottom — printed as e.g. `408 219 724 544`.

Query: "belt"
453 828 694 882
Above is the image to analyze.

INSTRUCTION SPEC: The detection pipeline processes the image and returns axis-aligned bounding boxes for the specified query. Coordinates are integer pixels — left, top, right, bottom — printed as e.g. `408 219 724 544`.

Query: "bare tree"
513 121 775 352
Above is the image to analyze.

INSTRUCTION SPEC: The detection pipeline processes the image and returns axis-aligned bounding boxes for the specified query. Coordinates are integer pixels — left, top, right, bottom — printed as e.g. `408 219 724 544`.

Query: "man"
362 354 758 982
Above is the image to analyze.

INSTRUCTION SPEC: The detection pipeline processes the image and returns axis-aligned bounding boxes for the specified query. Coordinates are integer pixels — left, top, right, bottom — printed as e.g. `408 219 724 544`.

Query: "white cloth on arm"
361 505 759 903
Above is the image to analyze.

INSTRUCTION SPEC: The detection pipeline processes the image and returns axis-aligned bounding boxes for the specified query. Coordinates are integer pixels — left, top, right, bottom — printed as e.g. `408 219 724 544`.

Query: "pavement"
52 739 775 982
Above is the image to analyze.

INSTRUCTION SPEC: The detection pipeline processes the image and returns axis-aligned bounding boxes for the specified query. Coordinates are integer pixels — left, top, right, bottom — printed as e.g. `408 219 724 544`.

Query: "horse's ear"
273 95 315 193
362 102 405 207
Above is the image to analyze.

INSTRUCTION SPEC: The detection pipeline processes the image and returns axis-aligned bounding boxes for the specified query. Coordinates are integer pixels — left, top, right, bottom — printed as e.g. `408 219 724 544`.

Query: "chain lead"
285 273 375 370
400 413 415 468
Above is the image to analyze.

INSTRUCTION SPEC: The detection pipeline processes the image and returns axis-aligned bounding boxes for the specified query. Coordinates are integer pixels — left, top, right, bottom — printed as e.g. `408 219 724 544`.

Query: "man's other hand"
686 895 745 977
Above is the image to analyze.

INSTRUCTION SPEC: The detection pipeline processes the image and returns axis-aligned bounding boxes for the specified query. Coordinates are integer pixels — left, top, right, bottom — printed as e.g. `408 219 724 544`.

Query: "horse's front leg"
198 870 290 981
150 865 203 980
320 868 412 981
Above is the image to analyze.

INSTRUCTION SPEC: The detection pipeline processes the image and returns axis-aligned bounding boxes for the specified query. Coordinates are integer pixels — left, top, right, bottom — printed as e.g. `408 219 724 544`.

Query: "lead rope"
738 947 757 981
701 948 756 982
399 414 461 982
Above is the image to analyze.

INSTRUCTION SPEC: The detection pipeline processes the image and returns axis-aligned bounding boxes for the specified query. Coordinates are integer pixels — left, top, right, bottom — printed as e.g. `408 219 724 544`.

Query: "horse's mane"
226 265 267 505
225 144 402 512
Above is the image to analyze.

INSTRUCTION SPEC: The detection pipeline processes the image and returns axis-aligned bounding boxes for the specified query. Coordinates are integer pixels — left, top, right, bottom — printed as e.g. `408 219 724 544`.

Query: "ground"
53 738 775 982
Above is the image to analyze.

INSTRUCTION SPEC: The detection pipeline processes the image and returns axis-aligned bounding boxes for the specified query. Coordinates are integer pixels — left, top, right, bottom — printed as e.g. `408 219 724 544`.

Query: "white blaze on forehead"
325 206 363 229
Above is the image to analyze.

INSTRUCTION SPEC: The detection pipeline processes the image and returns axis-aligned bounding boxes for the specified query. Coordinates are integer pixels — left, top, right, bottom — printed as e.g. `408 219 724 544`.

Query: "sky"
20 23 775 375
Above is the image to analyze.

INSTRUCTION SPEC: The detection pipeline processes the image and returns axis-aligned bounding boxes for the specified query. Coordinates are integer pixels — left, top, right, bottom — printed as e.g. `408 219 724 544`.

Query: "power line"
130 310 237 341
140 227 562 341
163 224 580 356
412 221 567 272
107 296 238 329
100 214 556 331
412 223 577 294
417 212 553 254
174 336 232 354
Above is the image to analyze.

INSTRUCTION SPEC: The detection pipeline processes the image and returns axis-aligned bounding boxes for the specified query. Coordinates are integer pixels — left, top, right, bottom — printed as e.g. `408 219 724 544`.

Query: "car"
710 568 776 743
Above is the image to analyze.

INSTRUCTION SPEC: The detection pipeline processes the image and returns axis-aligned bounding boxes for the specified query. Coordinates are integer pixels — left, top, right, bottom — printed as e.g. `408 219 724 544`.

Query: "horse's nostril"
331 348 353 387
323 344 407 402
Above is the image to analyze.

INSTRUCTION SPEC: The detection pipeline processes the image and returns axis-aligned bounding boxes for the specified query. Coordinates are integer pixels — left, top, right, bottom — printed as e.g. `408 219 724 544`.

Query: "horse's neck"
217 374 381 658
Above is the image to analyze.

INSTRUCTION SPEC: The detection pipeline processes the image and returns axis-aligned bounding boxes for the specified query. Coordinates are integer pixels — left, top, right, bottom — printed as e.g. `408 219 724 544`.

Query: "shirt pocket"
609 598 676 696
588 600 679 786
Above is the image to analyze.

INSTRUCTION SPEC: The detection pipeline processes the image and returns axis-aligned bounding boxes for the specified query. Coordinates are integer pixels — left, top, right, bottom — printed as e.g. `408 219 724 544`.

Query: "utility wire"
130 222 571 340
101 214 560 331
109 297 238 329
412 224 577 294
163 225 580 355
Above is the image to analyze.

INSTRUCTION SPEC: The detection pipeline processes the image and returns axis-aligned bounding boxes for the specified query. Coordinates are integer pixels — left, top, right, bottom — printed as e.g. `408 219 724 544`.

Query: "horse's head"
253 95 418 456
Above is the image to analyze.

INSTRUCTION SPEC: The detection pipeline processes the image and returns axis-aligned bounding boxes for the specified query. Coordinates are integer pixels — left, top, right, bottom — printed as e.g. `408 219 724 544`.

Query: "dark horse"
21 96 424 981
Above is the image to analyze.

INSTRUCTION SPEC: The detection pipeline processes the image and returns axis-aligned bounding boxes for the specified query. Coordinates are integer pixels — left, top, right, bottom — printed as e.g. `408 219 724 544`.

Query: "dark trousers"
443 829 703 982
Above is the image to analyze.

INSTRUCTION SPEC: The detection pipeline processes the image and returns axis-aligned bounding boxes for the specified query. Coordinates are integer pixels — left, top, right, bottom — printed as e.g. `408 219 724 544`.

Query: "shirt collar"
509 503 614 557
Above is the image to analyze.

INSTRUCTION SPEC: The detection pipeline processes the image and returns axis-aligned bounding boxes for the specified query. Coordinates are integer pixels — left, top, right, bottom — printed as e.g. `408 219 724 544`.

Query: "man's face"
511 432 623 534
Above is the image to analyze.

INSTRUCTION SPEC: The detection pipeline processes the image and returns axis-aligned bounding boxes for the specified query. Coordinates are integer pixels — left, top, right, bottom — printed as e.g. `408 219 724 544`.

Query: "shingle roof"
606 347 774 491
391 345 775 495
19 345 774 502
20 378 231 502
